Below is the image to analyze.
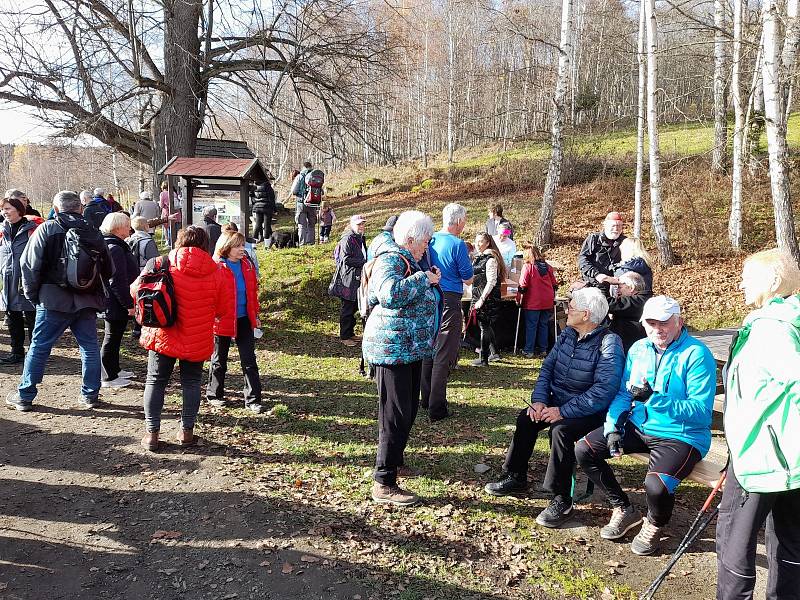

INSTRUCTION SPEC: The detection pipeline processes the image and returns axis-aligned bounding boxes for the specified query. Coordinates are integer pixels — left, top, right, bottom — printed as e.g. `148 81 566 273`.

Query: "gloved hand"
606 432 623 458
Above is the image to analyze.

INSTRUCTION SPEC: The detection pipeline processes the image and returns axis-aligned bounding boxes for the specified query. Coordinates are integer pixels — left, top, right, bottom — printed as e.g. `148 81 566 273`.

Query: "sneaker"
101 377 132 389
246 403 265 414
371 482 419 506
0 353 25 365
488 353 501 362
118 370 135 379
600 505 643 540
631 519 663 556
5 391 32 412
535 496 574 528
470 358 487 367
522 352 536 359
79 397 101 409
206 397 226 407
484 472 528 496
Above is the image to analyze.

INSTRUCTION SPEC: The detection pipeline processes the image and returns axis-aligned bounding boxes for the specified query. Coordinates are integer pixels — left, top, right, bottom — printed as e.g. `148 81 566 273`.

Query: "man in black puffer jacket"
251 179 276 242
485 287 625 528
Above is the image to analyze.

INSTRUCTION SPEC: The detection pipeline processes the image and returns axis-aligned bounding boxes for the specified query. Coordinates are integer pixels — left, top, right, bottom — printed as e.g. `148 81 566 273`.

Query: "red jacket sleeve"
214 266 237 337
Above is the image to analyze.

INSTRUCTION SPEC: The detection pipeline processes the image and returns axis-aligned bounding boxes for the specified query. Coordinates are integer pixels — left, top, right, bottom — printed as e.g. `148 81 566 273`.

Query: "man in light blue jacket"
575 296 717 556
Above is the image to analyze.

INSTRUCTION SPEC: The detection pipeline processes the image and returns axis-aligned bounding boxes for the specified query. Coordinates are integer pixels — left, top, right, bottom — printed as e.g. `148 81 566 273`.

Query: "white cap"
641 295 681 322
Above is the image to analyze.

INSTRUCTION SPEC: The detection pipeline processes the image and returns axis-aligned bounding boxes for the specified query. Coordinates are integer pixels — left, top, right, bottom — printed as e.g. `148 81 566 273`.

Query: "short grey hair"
131 216 149 232
619 271 646 293
93 187 105 197
393 210 434 246
4 189 26 200
203 205 217 219
139 190 152 201
79 190 92 203
442 203 467 228
572 287 609 325
100 211 130 235
53 190 82 213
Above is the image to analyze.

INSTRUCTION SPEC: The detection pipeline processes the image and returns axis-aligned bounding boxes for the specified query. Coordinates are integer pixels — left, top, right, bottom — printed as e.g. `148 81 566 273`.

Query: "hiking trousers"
295 202 317 245
101 318 128 381
143 351 203 432
207 316 262 406
716 470 800 600
421 292 462 419
575 420 701 527
7 310 34 355
374 360 422 486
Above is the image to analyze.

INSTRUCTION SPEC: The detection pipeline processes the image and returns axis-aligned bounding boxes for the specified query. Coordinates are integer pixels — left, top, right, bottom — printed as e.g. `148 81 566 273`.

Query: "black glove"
606 432 623 457
630 380 653 402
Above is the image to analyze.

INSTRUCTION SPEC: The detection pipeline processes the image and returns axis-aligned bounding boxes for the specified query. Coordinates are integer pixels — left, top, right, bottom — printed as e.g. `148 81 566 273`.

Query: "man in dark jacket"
578 212 626 286
485 287 625 528
196 206 222 255
5 191 113 412
607 271 650 353
83 187 112 230
251 179 276 242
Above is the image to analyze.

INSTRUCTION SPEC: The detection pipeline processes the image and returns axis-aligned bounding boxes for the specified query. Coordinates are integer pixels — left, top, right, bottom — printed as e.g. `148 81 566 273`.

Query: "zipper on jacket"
767 424 792 490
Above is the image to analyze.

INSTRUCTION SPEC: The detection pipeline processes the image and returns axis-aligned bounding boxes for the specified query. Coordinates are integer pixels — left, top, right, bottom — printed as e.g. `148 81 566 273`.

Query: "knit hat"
382 215 398 232
3 196 26 216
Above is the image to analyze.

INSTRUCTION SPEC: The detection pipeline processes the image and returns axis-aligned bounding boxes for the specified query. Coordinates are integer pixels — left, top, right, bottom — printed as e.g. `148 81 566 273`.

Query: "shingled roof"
158 157 268 180
194 138 255 159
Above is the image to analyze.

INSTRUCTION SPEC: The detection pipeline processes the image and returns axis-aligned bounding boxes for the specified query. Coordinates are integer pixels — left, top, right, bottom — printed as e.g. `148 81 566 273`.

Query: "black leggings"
7 310 35 354
575 420 701 527
477 309 498 364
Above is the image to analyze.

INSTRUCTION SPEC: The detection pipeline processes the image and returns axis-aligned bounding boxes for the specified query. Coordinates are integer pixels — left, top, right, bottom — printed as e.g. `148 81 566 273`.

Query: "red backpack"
304 169 325 206
134 255 178 327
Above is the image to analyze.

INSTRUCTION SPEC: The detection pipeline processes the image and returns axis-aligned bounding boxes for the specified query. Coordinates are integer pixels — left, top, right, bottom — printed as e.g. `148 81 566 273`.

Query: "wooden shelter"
158 156 270 239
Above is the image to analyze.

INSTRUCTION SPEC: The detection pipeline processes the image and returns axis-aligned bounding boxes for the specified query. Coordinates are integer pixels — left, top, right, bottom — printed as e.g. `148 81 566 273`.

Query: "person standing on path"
329 215 367 346
292 161 317 245
420 203 473 421
5 191 113 412
716 249 800 599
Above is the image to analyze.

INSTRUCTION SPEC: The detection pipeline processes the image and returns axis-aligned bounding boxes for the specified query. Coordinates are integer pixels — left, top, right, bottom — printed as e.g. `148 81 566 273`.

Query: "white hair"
131 216 149 232
79 190 92 202
100 211 130 235
393 210 434 246
619 271 646 293
442 203 466 228
572 287 609 325
203 205 217 218
139 190 152 201
93 187 105 197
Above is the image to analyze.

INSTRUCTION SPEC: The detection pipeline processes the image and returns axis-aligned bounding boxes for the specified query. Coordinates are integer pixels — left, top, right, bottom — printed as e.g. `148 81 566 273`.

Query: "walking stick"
639 470 727 600
513 304 522 354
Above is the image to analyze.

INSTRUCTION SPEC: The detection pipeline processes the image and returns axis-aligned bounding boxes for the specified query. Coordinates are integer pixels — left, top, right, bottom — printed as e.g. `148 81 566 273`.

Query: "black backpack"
56 216 106 292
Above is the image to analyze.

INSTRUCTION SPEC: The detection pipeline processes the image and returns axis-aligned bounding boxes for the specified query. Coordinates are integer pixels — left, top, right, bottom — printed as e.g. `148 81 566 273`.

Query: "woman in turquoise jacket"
363 210 442 508
716 248 800 600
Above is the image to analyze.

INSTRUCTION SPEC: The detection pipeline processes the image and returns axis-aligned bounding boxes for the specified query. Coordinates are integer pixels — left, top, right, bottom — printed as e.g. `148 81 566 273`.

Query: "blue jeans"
18 306 101 403
523 309 551 354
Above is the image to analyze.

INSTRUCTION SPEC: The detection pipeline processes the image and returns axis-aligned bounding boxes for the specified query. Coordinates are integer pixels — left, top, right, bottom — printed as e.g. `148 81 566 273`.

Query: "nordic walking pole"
639 471 727 600
513 304 522 354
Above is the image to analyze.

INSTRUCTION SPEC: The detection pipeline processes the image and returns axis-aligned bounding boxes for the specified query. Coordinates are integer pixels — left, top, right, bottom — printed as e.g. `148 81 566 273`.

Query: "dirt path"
0 336 399 600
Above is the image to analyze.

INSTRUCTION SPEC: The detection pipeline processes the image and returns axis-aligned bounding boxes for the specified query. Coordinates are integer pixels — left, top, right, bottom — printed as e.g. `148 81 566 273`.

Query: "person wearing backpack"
291 161 318 246
131 225 235 451
716 249 800 599
83 187 113 230
5 191 113 412
0 195 40 364
328 215 367 346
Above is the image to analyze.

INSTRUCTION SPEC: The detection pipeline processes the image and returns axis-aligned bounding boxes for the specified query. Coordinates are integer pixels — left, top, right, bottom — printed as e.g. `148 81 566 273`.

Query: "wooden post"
239 180 250 238
185 178 194 226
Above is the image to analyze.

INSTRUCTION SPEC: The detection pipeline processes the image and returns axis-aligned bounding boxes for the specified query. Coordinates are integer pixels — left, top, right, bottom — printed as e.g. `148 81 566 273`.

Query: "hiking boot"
79 396 101 409
342 338 360 347
484 472 528 496
0 353 25 365
631 519 663 556
488 353 501 362
470 358 487 367
246 403 265 414
371 482 419 506
429 409 452 423
600 505 643 540
101 377 131 389
522 352 536 359
535 496 574 528
5 391 32 412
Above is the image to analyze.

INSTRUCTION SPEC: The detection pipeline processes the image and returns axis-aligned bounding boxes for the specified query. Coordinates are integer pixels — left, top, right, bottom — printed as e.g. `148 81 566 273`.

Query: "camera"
630 380 653 402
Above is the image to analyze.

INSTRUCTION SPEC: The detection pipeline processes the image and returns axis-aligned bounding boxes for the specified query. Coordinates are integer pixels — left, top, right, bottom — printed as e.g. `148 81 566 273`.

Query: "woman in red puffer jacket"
131 225 234 451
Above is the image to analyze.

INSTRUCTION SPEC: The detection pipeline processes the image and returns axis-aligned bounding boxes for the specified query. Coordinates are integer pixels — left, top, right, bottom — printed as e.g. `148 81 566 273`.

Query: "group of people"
2 183 797 598
2 189 266 452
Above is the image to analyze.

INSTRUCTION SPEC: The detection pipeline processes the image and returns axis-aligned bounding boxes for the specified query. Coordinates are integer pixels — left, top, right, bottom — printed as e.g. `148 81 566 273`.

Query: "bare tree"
712 0 729 174
645 0 674 266
729 0 744 251
634 0 646 239
535 0 573 248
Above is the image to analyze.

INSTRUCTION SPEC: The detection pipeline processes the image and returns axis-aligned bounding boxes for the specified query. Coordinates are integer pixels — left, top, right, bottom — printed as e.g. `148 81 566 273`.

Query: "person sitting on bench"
575 295 716 556
484 287 624 528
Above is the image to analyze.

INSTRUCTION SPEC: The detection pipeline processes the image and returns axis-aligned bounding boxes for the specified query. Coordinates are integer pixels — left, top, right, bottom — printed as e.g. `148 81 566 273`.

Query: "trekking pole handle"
701 470 727 513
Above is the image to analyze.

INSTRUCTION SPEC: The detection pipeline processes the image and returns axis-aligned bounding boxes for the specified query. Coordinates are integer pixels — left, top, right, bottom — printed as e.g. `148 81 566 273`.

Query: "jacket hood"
104 234 130 250
1 217 36 236
90 197 107 205
169 246 217 277
55 212 90 229
620 256 647 272
744 295 800 329
373 235 415 263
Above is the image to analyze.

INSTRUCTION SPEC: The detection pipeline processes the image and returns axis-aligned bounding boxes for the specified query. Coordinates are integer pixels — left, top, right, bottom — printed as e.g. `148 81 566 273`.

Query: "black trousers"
504 408 605 499
143 351 204 432
477 310 498 364
101 318 128 380
339 299 357 340
575 420 701 527
421 292 463 419
253 211 273 241
716 470 800 600
207 316 262 405
7 310 35 354
374 360 422 486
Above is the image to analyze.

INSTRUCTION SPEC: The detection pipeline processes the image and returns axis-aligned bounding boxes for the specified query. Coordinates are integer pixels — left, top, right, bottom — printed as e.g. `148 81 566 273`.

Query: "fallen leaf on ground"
281 562 294 574
300 554 320 563
473 463 491 474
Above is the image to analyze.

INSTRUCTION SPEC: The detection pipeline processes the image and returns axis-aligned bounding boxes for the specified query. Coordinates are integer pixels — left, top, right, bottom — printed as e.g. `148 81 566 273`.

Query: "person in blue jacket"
484 287 625 528
575 295 717 556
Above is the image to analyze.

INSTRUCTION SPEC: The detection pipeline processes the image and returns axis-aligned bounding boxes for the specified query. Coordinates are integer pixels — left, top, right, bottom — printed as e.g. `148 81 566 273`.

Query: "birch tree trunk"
446 5 456 163
712 0 729 173
762 0 800 262
634 0 646 238
645 0 675 266
729 0 744 250
535 0 573 248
